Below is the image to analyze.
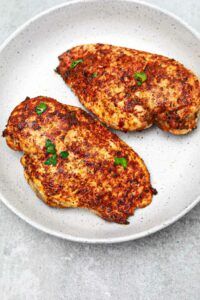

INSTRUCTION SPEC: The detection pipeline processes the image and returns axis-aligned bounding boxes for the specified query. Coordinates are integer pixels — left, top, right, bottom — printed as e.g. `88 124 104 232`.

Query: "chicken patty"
57 43 200 134
3 96 156 224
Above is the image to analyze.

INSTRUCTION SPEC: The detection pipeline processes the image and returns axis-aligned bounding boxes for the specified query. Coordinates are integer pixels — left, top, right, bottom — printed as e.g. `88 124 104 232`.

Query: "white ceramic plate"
0 0 200 243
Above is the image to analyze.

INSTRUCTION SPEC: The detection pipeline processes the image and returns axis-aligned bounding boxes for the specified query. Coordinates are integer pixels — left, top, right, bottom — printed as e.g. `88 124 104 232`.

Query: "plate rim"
0 0 200 244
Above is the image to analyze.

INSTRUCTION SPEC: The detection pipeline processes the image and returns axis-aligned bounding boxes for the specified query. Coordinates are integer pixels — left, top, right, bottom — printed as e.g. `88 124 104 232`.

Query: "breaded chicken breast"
57 44 200 134
3 97 156 224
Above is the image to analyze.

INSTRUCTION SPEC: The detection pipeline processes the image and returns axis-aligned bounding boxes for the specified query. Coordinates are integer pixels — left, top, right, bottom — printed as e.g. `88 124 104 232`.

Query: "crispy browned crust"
57 44 200 134
3 96 156 224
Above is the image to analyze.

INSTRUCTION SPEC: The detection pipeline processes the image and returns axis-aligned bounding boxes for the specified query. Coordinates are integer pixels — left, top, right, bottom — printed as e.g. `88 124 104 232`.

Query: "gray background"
0 1 199 299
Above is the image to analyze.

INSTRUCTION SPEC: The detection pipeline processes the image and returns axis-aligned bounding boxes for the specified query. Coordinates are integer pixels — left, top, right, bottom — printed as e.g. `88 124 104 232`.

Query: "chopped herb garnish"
35 102 47 115
92 72 98 78
134 71 147 86
44 154 57 166
46 144 56 154
60 151 69 159
44 140 69 166
45 139 52 147
45 139 56 154
70 59 83 69
114 157 128 169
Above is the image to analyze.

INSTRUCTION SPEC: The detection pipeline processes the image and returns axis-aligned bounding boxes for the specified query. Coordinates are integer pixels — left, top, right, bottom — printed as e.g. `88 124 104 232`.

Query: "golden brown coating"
57 44 200 134
3 97 156 224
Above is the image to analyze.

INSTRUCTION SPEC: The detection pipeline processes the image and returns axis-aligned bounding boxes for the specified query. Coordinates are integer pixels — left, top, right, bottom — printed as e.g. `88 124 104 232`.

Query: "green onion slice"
134 71 147 86
70 59 83 69
44 154 57 166
35 102 47 115
60 151 69 159
45 139 56 154
114 157 128 169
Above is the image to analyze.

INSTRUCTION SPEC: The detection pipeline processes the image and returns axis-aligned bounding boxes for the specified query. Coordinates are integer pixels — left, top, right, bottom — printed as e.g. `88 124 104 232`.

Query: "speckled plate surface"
0 0 200 243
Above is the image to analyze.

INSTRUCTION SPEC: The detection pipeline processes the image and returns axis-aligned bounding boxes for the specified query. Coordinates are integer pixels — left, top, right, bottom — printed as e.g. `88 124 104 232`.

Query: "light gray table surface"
0 1 199 299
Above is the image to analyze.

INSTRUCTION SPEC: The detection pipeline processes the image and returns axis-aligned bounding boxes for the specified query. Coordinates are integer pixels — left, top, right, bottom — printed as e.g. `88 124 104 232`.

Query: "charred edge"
2 128 8 137
151 187 158 195
54 67 60 74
